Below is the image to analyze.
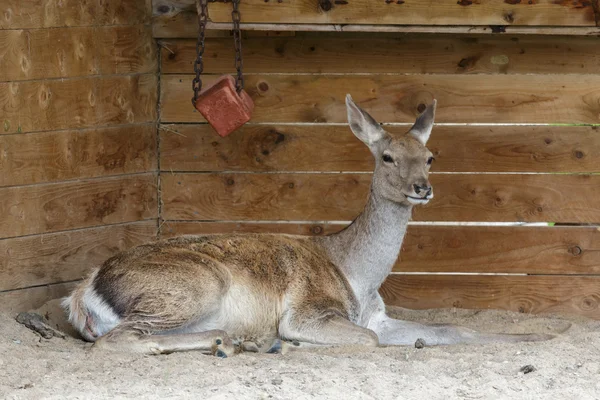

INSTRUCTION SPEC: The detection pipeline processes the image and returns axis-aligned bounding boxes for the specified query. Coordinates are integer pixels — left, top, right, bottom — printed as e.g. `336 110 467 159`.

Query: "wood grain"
0 282 78 314
0 173 157 239
162 222 600 275
0 221 157 292
0 26 156 82
97 25 158 75
161 173 600 224
380 275 600 319
0 0 151 29
0 124 157 187
160 74 600 124
160 35 600 75
160 124 600 173
153 0 596 26
1 75 157 134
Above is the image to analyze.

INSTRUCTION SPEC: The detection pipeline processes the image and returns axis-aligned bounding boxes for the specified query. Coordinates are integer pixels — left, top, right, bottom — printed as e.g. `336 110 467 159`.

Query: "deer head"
346 94 436 207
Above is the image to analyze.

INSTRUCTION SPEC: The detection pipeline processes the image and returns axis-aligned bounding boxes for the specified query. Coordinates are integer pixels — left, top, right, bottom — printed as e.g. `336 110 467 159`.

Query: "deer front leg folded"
278 306 379 349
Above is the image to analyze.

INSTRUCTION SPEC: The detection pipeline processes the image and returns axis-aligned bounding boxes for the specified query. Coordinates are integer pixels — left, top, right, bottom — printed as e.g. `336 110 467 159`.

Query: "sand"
0 300 599 400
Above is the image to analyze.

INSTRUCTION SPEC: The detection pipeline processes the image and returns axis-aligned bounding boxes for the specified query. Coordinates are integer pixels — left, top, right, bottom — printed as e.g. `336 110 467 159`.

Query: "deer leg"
369 313 555 346
92 325 236 357
278 309 379 352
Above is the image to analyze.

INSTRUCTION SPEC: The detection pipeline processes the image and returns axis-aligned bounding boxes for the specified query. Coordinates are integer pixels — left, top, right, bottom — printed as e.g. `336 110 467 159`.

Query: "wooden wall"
156 27 600 318
0 0 159 312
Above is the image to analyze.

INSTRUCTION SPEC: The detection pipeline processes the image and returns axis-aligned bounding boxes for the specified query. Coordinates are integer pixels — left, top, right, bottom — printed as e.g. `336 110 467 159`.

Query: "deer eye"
427 157 435 165
382 154 394 163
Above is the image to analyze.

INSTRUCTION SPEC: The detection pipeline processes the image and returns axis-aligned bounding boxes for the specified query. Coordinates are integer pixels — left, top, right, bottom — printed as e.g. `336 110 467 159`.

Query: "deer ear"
409 99 437 145
346 94 385 147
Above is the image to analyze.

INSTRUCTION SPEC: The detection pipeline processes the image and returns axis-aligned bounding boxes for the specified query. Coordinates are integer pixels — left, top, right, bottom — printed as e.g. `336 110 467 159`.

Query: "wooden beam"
0 124 157 187
161 222 600 275
161 173 600 224
0 0 151 29
152 0 597 29
380 275 600 319
160 74 600 124
0 173 157 239
159 35 600 75
159 124 600 173
153 18 600 38
0 221 157 292
200 0 597 26
0 75 157 134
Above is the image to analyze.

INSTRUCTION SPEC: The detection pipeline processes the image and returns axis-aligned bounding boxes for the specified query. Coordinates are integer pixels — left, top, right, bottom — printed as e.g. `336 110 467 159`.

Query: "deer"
62 95 553 357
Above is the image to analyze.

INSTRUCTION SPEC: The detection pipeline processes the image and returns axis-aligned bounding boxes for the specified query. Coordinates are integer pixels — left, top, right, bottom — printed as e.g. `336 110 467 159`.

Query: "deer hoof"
266 339 283 354
215 349 228 358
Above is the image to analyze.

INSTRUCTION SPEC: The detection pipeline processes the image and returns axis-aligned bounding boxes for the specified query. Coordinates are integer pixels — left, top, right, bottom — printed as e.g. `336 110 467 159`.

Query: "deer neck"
317 189 412 304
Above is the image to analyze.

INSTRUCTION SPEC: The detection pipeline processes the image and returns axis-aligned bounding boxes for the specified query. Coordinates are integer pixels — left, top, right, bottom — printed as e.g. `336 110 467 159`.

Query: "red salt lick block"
194 75 254 137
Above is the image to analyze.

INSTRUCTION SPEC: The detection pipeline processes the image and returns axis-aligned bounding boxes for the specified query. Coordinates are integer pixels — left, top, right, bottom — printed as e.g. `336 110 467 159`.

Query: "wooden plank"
0 282 78 314
160 74 600 124
162 222 600 275
0 0 151 29
1 75 157 134
0 173 157 239
203 0 597 26
0 124 157 187
160 124 600 173
161 173 600 224
153 17 600 38
0 26 156 82
160 36 600 75
161 221 345 238
380 275 600 319
0 221 157 292
0 28 98 82
396 225 600 275
152 0 596 26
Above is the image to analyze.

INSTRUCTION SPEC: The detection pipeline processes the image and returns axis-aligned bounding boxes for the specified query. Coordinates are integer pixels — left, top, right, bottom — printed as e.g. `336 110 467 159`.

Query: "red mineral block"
194 75 254 137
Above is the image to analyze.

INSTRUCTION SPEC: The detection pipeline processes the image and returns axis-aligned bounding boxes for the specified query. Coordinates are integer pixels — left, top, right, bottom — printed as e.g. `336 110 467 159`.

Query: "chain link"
192 0 208 107
232 0 244 93
193 0 244 105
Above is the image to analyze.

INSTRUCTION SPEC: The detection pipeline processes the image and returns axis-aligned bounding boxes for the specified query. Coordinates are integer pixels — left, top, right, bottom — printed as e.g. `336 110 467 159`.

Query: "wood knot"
226 178 235 186
569 246 582 256
319 0 332 11
574 150 584 159
287 182 294 189
581 296 597 311
503 12 515 23
417 103 426 113
258 81 269 92
544 138 552 145
311 225 323 235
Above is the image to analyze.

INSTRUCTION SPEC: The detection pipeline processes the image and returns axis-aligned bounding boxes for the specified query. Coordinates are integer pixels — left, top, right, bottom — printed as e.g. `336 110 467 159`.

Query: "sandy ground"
0 300 599 400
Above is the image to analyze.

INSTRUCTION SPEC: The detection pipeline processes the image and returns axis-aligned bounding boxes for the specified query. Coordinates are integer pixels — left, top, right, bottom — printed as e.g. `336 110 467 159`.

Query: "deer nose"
413 184 432 197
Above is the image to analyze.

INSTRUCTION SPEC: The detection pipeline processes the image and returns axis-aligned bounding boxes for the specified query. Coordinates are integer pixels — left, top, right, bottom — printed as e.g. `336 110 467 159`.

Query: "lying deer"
63 95 552 357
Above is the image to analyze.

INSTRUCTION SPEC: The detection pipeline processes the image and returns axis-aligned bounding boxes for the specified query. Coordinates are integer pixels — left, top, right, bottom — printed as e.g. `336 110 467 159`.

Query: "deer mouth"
405 195 433 205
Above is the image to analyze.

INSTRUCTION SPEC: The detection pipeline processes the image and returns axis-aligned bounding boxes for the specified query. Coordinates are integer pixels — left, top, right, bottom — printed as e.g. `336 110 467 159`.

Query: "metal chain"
192 0 208 107
231 0 244 93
